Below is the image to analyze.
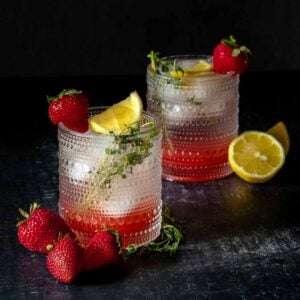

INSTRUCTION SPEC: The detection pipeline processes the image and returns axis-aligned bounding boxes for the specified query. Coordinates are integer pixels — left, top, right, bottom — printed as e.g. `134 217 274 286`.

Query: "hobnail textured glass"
58 108 162 248
146 55 239 182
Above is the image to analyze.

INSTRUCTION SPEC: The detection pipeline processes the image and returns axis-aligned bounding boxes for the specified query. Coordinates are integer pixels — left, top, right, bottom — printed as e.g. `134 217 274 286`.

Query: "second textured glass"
58 108 162 248
146 55 240 182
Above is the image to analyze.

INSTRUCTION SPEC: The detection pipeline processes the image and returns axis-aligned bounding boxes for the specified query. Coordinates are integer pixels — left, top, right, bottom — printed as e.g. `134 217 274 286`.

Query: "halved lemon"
88 91 143 135
267 121 290 154
228 131 285 183
170 60 213 78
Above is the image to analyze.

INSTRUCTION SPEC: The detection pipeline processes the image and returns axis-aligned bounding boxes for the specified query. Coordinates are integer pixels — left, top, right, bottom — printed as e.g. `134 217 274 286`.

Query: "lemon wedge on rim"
228 131 285 183
170 60 213 78
88 91 143 135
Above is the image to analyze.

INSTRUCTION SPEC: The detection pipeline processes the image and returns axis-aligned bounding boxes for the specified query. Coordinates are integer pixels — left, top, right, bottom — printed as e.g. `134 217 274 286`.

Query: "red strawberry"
17 203 73 254
212 35 252 75
46 236 82 283
82 229 121 271
47 89 89 133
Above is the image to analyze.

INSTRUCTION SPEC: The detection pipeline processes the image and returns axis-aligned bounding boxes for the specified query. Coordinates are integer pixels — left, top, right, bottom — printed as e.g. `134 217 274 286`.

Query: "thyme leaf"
147 50 160 72
186 95 201 105
125 206 183 256
147 50 184 76
82 121 159 204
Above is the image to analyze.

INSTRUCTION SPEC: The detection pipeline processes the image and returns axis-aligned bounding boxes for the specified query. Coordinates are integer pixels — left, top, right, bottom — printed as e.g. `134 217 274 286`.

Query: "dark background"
0 0 299 77
1 2 300 298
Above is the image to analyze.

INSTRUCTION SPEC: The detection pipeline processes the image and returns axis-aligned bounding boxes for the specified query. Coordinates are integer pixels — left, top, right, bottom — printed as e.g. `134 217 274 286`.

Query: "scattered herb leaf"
186 96 201 105
125 206 183 256
81 121 159 205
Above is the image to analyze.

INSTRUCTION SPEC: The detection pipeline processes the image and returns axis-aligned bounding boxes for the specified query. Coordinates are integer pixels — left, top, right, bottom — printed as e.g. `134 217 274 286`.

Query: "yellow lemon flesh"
170 60 213 78
228 131 285 183
267 121 290 154
88 91 143 135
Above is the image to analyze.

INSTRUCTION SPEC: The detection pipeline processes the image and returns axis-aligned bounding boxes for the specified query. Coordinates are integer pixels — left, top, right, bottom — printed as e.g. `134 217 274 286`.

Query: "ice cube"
69 160 91 180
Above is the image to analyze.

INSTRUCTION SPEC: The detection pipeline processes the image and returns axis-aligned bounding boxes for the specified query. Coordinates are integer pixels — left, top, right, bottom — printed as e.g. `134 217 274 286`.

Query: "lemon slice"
170 60 213 78
89 91 143 135
184 60 213 73
228 131 285 183
267 121 290 154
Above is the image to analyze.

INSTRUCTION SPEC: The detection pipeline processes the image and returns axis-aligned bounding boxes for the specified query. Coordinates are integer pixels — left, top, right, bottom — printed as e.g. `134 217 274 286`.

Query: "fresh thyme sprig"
125 206 183 256
151 90 174 152
81 121 159 205
147 50 184 91
99 121 158 186
147 50 160 73
147 50 184 76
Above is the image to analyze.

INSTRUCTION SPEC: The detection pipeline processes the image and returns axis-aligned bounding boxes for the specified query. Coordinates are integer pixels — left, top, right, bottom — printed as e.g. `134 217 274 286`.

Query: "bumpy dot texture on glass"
147 67 239 182
58 110 162 248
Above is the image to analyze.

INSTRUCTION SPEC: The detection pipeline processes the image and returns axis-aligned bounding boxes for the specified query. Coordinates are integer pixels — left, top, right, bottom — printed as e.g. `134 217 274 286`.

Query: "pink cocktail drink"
147 55 239 182
58 108 162 248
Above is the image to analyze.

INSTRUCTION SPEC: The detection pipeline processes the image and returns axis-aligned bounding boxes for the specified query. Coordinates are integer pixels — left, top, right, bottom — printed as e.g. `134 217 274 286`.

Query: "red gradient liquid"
162 136 234 182
59 199 161 249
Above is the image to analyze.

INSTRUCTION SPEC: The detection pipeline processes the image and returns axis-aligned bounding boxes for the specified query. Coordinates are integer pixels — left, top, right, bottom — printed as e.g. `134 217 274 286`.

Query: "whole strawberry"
17 203 73 254
213 35 252 75
82 229 121 271
47 236 82 283
47 89 89 133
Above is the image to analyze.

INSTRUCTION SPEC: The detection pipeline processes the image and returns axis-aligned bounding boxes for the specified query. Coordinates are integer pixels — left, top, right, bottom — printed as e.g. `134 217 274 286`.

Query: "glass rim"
58 106 162 138
146 54 238 82
160 54 212 61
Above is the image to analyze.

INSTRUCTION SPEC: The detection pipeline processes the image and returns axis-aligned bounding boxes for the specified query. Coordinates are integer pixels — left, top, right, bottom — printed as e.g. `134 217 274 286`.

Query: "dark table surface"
0 71 299 299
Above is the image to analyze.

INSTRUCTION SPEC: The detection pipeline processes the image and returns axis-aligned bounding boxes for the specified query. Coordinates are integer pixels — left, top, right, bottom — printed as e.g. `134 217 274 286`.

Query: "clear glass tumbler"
58 108 162 248
146 55 239 182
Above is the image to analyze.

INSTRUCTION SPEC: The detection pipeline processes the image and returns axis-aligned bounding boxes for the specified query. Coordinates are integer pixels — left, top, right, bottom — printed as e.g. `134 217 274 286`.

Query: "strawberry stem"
29 202 40 214
47 89 83 103
46 95 57 103
16 202 40 227
18 208 29 219
58 89 82 98
102 225 123 253
221 35 238 48
46 244 54 251
221 35 252 58
232 48 241 57
46 232 71 252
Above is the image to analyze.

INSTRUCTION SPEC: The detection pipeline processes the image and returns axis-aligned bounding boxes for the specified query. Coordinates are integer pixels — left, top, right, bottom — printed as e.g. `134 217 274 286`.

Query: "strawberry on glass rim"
213 35 252 75
47 89 89 133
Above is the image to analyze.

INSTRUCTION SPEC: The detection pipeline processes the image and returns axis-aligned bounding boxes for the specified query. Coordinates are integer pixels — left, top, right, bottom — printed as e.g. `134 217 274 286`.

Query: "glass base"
59 200 162 249
162 163 233 182
72 218 162 249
